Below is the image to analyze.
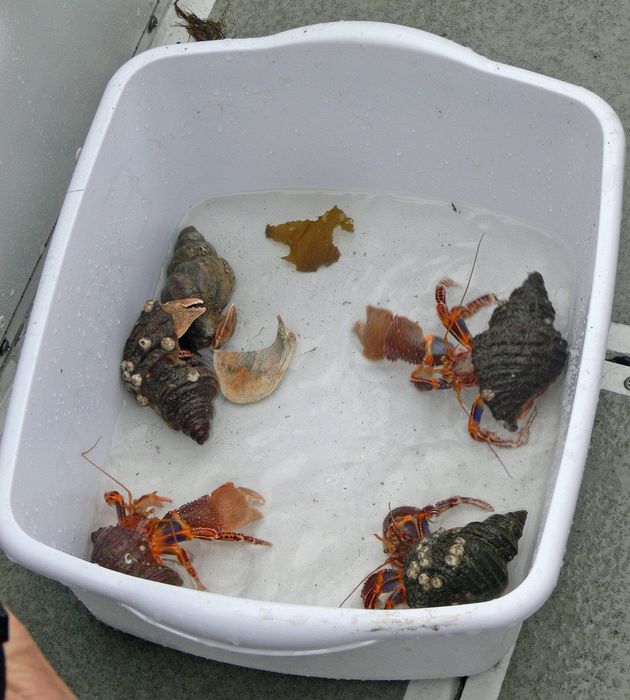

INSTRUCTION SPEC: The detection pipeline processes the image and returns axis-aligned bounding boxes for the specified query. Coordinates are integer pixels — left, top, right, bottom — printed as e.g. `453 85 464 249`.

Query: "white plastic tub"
0 23 624 680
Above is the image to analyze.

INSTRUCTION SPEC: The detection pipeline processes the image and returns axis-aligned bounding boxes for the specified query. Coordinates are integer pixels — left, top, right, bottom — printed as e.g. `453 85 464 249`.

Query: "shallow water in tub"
102 190 574 607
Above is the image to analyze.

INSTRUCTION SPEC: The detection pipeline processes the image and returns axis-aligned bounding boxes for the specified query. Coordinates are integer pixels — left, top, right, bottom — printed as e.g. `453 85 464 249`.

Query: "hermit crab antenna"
386 502 410 544
81 437 134 505
451 397 513 478
458 232 486 308
339 501 406 608
487 442 513 479
339 561 389 608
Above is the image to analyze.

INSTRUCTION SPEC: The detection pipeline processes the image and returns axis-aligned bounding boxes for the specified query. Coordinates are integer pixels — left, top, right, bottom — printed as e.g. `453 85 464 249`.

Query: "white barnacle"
130 373 142 387
407 560 420 580
123 553 138 565
187 368 200 383
121 370 131 382
143 300 156 313
444 554 461 567
431 575 444 589
419 573 431 591
415 541 429 555
120 360 134 373
481 387 495 401
135 393 149 407
418 556 431 568
454 536 466 546
449 542 465 557
138 337 152 350
161 336 176 352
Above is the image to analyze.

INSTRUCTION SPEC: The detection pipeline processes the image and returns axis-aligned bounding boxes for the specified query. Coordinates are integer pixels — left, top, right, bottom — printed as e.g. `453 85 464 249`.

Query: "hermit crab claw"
208 482 266 530
213 316 296 404
160 297 206 338
211 303 237 349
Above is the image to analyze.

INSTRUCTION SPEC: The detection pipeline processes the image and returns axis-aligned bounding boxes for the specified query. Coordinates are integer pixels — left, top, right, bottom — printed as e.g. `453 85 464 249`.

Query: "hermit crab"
355 496 494 609
86 445 271 589
121 227 296 443
354 272 568 447
403 510 527 608
352 496 526 609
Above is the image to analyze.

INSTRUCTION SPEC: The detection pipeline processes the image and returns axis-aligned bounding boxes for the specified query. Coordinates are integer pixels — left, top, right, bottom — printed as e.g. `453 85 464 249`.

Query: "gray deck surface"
1 2 628 698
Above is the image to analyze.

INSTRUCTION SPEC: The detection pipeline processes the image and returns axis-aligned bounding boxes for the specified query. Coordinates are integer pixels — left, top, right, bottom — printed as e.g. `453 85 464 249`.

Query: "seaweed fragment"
174 0 227 41
265 205 354 272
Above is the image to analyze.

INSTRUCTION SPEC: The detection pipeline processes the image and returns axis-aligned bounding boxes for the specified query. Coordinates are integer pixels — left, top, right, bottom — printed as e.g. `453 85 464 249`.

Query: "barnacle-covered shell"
121 299 219 444
403 511 527 608
91 526 183 585
471 273 568 430
161 226 235 349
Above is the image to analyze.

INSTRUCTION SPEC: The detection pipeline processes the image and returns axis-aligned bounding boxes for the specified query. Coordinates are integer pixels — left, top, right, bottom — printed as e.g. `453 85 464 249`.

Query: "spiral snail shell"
91 526 184 586
403 510 527 608
472 272 568 431
160 226 236 350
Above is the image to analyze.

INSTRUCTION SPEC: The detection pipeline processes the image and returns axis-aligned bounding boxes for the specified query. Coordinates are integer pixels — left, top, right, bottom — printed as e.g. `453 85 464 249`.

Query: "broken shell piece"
213 316 296 404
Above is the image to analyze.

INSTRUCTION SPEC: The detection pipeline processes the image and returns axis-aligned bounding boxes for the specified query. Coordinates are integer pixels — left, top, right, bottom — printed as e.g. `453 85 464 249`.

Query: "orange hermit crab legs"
411 278 537 447
358 496 494 609
98 481 271 590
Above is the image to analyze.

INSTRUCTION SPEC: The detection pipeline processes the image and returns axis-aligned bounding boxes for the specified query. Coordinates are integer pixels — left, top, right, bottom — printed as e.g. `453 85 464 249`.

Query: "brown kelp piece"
265 205 354 272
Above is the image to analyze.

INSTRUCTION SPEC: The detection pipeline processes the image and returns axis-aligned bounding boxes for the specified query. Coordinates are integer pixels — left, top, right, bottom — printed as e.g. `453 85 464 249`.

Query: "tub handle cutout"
120 603 378 657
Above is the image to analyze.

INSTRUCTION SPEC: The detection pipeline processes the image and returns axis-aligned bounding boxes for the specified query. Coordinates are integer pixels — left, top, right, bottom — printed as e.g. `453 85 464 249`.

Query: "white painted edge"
401 641 516 700
607 321 630 355
402 676 460 700
601 361 630 396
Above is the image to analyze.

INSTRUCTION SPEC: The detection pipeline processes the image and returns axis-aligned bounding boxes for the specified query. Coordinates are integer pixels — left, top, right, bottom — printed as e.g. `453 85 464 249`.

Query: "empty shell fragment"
213 316 296 403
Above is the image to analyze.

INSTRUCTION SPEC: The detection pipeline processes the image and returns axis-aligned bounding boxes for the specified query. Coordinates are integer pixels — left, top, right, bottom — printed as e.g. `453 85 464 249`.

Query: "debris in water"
174 0 228 41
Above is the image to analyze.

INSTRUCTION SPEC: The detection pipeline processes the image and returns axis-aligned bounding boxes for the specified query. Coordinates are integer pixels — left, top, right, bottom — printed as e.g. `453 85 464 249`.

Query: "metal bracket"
602 322 630 396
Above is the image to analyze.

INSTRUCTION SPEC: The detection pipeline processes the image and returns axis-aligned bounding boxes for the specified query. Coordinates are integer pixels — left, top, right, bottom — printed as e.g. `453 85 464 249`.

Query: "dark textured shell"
161 226 235 349
471 273 568 430
91 526 183 585
121 299 219 444
403 511 527 608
